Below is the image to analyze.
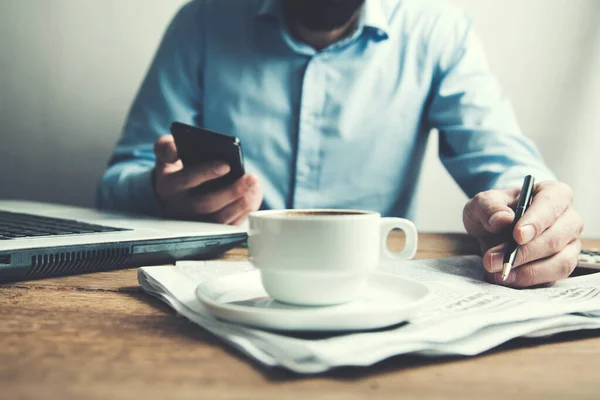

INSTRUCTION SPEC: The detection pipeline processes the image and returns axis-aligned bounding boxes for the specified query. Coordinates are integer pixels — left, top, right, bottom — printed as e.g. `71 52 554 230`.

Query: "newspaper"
138 256 600 373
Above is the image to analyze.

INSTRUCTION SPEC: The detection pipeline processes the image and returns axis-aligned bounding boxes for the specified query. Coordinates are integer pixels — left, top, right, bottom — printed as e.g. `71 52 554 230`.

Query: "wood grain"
1 233 600 400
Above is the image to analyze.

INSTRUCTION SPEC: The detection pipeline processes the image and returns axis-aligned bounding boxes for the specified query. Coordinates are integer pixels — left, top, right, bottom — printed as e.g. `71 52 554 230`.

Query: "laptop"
0 200 247 283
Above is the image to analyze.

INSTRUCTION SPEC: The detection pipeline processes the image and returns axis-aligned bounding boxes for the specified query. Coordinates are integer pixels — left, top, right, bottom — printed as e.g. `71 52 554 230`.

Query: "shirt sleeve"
426 14 556 198
97 1 204 215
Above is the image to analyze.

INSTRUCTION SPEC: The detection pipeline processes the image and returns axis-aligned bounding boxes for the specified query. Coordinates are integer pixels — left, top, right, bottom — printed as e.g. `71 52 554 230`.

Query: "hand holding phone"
170 122 245 194
151 123 262 225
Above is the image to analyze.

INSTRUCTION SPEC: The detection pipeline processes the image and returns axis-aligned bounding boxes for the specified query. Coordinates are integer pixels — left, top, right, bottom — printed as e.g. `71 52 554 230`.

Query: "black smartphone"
170 122 245 194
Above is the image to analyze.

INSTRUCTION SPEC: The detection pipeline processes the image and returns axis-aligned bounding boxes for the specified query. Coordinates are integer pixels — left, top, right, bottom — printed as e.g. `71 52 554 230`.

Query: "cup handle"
380 218 418 261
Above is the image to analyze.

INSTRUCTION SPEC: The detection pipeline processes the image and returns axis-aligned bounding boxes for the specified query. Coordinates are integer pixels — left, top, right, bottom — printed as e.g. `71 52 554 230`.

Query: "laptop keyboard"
0 211 129 240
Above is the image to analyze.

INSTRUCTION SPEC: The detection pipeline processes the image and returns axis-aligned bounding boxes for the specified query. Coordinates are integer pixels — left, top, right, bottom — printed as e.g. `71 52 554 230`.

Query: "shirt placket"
292 56 326 208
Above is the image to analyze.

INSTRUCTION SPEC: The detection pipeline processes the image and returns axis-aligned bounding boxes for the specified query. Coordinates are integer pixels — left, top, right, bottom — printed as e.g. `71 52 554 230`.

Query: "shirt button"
299 164 310 176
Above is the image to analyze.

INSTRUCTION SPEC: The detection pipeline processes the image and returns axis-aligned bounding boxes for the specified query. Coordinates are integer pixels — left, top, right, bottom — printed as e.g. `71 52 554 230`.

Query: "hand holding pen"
462 177 584 288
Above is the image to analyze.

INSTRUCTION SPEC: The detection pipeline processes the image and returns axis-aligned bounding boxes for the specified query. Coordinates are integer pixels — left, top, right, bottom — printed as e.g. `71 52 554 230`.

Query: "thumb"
464 189 518 237
153 135 179 165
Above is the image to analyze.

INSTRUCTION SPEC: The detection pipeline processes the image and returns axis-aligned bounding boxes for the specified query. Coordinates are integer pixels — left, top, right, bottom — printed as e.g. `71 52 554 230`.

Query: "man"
98 0 583 288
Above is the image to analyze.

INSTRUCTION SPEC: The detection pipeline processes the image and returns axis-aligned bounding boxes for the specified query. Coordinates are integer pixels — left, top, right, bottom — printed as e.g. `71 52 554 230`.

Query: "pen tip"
501 263 511 281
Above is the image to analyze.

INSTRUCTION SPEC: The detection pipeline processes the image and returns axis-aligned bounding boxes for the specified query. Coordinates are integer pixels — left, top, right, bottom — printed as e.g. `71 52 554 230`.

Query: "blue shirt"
98 0 555 218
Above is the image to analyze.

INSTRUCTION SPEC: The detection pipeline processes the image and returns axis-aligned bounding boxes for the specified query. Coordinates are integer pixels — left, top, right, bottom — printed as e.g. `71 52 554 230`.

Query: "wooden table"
2 233 600 400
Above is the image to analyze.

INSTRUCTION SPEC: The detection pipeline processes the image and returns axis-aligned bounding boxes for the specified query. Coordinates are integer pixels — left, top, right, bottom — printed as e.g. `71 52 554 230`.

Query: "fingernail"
488 211 512 226
212 162 230 176
489 252 504 272
519 225 536 244
249 184 259 195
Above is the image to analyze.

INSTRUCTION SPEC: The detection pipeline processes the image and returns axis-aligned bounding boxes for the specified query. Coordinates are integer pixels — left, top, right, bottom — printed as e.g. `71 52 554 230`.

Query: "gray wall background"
1 0 599 236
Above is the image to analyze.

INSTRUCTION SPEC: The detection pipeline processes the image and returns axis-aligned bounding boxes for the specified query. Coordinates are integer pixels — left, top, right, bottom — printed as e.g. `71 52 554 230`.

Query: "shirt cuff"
492 166 557 191
100 164 165 217
129 166 165 216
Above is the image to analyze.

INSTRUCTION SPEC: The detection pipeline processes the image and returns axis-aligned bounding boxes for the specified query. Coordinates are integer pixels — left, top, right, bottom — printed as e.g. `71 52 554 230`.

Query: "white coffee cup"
248 209 418 306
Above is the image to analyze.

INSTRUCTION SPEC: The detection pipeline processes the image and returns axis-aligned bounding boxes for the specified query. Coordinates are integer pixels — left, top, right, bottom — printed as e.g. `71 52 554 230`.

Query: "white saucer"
194 271 430 332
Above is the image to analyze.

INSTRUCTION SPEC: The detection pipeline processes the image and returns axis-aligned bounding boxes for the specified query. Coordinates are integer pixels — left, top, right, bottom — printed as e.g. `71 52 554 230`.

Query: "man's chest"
200 34 434 158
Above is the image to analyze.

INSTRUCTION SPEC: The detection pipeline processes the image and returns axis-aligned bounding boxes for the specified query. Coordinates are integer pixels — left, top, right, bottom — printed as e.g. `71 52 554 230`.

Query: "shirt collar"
361 0 390 40
255 0 390 40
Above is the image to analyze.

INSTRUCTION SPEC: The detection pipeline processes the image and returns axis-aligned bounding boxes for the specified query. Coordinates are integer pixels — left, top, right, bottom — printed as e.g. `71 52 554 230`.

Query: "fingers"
463 188 518 239
154 135 179 164
514 181 573 245
166 162 231 193
190 174 259 215
165 174 262 223
153 134 231 194
471 181 582 289
153 133 263 225
211 180 263 225
486 239 581 288
483 206 584 273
